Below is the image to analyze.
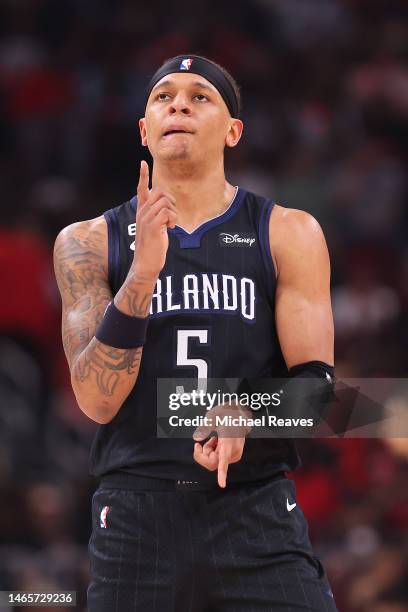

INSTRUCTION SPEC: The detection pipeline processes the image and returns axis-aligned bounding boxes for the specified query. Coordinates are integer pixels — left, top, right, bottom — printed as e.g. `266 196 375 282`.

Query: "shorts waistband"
98 471 287 492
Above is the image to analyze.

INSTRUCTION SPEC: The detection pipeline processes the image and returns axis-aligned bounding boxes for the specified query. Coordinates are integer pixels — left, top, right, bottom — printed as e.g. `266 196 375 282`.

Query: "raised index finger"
137 160 150 207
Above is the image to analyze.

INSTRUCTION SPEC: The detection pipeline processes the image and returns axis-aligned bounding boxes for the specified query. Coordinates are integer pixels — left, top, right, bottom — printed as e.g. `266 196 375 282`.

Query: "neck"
151 159 237 232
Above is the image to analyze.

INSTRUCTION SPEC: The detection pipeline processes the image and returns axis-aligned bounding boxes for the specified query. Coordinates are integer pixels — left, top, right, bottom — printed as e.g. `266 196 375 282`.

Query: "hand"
132 160 177 281
193 436 246 489
192 403 252 488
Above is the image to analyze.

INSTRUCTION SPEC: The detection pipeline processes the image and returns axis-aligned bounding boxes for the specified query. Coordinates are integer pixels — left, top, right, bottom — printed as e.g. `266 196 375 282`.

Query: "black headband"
145 55 239 118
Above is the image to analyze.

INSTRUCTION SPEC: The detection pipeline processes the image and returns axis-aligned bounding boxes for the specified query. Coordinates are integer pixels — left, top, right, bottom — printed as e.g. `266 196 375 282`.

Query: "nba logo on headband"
180 58 193 70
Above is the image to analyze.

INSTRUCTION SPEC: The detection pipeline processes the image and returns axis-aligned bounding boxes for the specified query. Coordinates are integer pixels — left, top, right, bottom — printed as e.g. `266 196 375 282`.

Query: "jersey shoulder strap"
241 190 277 303
103 197 135 293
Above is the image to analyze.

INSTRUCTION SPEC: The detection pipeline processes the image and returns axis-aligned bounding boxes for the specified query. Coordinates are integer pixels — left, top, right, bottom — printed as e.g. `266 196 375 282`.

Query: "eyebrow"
151 79 215 93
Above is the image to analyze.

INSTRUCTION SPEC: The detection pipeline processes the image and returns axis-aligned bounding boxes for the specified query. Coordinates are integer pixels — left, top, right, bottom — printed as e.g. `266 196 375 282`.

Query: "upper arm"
53 216 112 370
269 206 334 369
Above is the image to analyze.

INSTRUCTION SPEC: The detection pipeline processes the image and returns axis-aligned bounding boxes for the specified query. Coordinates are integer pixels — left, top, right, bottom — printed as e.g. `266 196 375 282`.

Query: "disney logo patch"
219 232 256 247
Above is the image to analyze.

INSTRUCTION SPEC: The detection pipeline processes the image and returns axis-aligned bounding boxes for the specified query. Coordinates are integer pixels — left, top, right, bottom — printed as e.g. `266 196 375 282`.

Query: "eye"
156 92 170 101
194 94 208 101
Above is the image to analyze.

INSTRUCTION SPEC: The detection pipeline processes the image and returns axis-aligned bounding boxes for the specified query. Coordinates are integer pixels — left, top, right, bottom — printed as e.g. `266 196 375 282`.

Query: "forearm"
71 272 156 423
71 339 143 423
113 268 156 316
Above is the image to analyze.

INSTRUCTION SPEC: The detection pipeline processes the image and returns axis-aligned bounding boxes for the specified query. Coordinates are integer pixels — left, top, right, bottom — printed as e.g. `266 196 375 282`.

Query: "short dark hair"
162 54 242 117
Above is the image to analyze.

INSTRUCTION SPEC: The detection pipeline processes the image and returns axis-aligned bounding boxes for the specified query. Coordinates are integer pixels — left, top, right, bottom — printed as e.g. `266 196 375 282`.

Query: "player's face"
139 73 242 163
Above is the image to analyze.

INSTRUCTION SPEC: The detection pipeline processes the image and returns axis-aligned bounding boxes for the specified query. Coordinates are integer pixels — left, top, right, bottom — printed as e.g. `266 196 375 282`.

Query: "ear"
225 119 244 148
139 118 148 147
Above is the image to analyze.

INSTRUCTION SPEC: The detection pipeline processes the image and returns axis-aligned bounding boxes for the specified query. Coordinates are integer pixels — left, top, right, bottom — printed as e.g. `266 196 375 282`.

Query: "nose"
169 92 192 115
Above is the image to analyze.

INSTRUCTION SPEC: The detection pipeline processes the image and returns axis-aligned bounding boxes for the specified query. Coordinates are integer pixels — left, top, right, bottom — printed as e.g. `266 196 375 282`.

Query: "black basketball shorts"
87 474 338 611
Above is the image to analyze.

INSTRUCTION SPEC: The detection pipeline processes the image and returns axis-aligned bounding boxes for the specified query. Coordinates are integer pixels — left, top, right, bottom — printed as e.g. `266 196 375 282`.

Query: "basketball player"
54 55 337 611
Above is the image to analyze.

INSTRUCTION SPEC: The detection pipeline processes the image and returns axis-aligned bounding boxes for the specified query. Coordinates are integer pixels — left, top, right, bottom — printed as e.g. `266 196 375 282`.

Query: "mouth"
162 129 193 137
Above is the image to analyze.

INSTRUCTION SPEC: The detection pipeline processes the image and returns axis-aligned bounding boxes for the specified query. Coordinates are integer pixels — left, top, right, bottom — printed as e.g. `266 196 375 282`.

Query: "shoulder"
54 215 107 251
53 214 108 274
270 204 324 239
269 204 329 276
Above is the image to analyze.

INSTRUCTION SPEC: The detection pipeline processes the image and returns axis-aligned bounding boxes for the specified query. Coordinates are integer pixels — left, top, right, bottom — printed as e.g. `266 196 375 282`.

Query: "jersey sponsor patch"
219 232 256 247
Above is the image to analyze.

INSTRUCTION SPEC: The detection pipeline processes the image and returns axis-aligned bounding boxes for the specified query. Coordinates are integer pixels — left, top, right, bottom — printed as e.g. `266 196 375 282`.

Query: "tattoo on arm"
114 269 154 317
74 340 142 395
54 224 112 369
54 221 153 402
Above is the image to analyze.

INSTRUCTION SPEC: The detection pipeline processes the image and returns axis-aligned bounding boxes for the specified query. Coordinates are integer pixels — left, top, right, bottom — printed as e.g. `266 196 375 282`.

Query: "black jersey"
89 187 300 483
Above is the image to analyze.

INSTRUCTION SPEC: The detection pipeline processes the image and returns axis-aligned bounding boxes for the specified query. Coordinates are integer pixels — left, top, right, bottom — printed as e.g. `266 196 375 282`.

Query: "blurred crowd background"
0 0 407 610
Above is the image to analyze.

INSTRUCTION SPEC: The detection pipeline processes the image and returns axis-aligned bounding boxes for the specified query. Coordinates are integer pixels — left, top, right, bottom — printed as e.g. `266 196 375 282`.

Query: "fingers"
138 188 176 211
193 423 214 442
145 205 177 230
136 192 177 230
137 160 150 206
203 436 218 456
142 196 177 220
216 438 243 488
193 437 246 487
150 189 176 206
136 159 176 216
154 208 177 229
193 441 218 472
217 441 229 488
137 191 177 226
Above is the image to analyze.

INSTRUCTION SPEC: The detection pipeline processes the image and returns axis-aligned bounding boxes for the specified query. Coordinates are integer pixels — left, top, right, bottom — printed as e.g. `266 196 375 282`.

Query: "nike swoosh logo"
286 498 297 512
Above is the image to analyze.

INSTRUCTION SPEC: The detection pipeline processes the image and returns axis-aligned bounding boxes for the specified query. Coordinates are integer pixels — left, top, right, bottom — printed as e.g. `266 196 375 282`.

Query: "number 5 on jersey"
176 329 210 395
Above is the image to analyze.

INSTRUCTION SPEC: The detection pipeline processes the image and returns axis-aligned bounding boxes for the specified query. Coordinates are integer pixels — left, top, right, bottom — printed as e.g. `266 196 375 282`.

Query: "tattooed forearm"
73 339 142 396
54 217 148 423
114 269 155 317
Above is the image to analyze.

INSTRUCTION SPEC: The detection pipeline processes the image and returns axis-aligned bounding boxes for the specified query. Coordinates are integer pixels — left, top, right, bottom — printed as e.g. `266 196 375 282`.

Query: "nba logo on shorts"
180 58 193 70
100 505 110 528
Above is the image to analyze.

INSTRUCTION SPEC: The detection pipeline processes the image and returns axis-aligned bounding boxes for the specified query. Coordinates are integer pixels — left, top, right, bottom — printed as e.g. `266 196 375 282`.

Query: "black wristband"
284 361 335 424
237 361 335 425
95 301 149 349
